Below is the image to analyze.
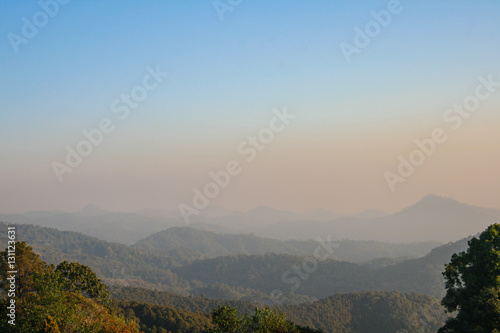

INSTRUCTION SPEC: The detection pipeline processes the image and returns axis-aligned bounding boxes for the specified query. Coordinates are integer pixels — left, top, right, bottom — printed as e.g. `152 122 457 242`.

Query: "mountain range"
0 220 474 332
0 221 469 301
0 204 183 244
132 226 440 263
1 194 498 244
189 195 500 242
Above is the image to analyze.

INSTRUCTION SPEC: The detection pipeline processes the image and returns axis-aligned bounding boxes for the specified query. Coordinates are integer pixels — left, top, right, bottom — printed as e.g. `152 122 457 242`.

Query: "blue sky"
1 0 499 213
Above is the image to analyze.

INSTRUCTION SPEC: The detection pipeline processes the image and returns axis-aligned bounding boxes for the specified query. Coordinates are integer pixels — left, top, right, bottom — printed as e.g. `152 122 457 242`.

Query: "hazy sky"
1 0 499 214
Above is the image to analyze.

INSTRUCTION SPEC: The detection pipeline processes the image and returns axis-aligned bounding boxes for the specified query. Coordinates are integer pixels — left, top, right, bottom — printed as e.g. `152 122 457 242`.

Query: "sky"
1 0 499 215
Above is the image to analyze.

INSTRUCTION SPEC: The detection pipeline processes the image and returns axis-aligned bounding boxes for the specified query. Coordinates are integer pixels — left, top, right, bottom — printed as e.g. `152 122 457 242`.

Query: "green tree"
244 307 298 333
210 305 241 332
55 261 110 305
439 224 500 332
209 305 317 333
0 241 52 298
0 242 139 333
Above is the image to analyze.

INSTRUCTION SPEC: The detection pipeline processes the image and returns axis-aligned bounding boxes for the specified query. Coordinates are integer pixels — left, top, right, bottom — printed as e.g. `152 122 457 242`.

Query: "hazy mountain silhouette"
136 205 232 219
132 226 439 262
1 194 498 244
191 195 500 242
196 206 343 232
0 207 183 244
76 204 109 217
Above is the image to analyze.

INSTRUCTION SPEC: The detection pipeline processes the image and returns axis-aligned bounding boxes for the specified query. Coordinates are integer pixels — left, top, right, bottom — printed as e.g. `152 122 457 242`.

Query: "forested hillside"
133 226 439 262
0 241 320 332
281 292 446 333
113 301 212 333
109 286 261 314
1 240 448 332
0 223 464 331
0 242 140 332
0 222 468 302
110 286 447 333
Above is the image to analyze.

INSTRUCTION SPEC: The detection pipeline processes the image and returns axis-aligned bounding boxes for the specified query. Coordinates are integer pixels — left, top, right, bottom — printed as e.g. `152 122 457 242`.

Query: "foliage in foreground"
282 291 446 333
0 241 319 333
439 223 500 332
0 241 139 333
111 286 447 333
208 305 322 333
114 300 213 333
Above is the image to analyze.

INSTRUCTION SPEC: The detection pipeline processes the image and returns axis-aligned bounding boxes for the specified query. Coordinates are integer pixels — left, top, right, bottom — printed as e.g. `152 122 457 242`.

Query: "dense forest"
0 241 323 332
133 226 439 262
114 301 212 333
0 222 468 303
110 286 447 332
0 222 463 331
0 242 140 332
0 241 447 332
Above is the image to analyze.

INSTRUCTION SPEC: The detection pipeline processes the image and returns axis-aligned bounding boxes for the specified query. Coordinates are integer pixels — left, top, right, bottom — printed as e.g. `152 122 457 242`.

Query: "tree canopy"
208 305 322 333
0 241 139 333
440 223 500 332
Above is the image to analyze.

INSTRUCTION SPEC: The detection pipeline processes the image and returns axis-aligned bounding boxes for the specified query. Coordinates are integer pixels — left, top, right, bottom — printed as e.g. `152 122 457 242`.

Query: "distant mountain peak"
417 194 461 207
394 194 475 218
77 204 108 216
421 194 447 201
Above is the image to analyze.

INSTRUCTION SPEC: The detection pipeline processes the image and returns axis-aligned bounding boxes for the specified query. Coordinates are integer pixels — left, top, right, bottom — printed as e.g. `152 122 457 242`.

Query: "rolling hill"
2 195 497 245
111 287 447 333
0 222 469 302
132 226 440 263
